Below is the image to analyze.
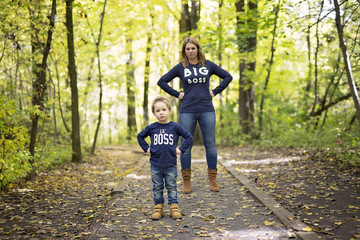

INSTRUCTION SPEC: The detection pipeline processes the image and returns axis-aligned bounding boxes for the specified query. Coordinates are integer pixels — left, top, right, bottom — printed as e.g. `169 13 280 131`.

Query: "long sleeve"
157 64 181 98
137 127 150 153
209 61 233 96
177 125 193 153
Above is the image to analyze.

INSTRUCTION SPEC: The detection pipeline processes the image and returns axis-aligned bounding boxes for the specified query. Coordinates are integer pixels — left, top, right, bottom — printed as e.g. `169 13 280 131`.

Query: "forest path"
84 146 320 240
0 145 359 239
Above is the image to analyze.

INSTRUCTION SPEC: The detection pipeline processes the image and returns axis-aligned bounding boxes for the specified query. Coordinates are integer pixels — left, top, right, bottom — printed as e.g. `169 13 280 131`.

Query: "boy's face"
153 101 171 124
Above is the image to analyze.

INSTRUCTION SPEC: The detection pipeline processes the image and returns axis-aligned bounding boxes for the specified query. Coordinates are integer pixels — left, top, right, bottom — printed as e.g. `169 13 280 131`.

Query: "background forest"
1 0 359 190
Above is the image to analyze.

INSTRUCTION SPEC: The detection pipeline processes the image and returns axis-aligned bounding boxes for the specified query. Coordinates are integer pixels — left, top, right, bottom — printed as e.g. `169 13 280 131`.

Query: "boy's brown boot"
181 168 191 193
208 168 220 192
151 204 163 220
169 203 182 219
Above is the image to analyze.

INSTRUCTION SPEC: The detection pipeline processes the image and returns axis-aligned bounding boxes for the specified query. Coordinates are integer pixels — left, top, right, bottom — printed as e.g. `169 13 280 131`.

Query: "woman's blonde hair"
180 36 206 68
151 96 172 113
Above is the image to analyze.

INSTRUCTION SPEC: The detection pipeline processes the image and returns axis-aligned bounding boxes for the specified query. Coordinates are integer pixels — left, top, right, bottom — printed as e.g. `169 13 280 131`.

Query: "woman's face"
185 43 198 61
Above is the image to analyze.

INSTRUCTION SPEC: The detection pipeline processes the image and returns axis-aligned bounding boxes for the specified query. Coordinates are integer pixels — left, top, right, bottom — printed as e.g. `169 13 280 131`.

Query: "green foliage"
0 97 31 190
33 144 73 172
255 108 360 168
216 100 247 146
1 0 360 185
0 95 73 191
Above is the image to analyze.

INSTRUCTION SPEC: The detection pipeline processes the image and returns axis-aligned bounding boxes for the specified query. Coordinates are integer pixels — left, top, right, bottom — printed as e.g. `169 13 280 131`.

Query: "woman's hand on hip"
178 92 184 99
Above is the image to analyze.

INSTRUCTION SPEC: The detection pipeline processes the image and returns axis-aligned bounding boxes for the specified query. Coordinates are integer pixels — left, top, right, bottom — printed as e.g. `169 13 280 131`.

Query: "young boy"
137 96 193 220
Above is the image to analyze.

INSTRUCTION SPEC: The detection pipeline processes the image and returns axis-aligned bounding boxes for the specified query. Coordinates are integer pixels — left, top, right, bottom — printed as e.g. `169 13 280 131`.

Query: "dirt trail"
0 145 359 239
86 146 293 239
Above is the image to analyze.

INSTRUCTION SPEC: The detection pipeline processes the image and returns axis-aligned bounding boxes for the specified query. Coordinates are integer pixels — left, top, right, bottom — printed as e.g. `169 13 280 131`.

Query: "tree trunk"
309 0 324 118
143 31 152 127
334 0 360 125
258 0 280 134
126 36 137 140
217 0 224 111
236 0 257 136
179 0 200 36
65 0 82 162
28 0 57 178
52 55 70 133
304 1 312 113
91 0 107 154
179 0 201 145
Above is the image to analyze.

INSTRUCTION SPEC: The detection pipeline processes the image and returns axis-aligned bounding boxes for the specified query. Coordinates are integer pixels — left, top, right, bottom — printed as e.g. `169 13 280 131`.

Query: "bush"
0 97 31 190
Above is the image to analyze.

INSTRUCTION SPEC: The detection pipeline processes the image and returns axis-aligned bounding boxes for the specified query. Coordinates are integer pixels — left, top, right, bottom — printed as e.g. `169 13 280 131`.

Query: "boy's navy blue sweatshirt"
157 60 232 113
137 121 193 167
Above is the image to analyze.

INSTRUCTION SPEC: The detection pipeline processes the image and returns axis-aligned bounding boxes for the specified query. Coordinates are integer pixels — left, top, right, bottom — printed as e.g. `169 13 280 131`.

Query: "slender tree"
91 0 107 154
179 0 200 36
333 0 360 125
28 0 57 177
236 0 257 136
126 33 137 140
309 0 324 118
143 31 152 127
217 0 224 109
258 0 281 133
65 0 82 162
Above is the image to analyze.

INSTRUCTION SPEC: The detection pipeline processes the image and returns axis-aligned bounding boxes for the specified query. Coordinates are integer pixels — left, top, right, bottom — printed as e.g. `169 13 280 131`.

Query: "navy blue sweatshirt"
158 60 232 113
137 121 193 167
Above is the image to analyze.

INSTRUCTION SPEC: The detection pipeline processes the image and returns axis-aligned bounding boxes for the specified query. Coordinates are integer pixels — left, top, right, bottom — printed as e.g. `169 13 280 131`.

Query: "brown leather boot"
169 203 182 219
151 204 163 220
208 168 220 192
181 168 191 193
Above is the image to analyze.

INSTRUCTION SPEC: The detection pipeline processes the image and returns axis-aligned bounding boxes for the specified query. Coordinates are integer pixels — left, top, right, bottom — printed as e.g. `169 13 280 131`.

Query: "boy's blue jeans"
180 112 217 170
150 164 178 205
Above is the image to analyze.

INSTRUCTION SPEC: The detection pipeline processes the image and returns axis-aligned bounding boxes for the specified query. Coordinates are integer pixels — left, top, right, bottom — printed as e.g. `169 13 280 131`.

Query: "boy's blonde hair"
151 96 172 113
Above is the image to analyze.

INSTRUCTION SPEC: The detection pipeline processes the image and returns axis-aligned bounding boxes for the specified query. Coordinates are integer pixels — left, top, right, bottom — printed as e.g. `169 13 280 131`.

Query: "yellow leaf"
268 182 277 188
302 226 313 232
264 220 275 226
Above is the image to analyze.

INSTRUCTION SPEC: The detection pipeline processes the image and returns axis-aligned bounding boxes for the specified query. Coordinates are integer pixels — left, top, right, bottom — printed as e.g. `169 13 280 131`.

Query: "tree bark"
236 0 257 136
217 0 224 110
179 0 200 35
28 0 57 178
91 0 107 154
334 0 360 125
143 32 152 127
65 0 82 162
309 0 324 118
126 36 137 140
258 0 280 133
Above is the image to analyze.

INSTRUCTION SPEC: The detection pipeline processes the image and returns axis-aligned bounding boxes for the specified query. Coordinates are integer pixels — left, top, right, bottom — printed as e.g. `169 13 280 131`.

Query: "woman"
157 36 232 193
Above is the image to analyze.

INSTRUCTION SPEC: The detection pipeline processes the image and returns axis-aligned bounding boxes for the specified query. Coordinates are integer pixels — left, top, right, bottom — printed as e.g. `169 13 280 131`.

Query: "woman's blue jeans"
179 112 217 170
150 164 178 205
